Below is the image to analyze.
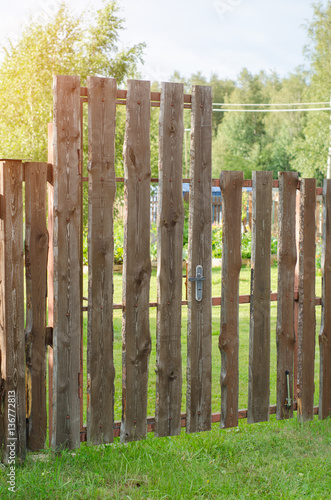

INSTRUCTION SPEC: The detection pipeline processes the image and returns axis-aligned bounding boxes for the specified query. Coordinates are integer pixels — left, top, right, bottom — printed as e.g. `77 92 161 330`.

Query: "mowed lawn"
81 263 322 421
1 263 329 500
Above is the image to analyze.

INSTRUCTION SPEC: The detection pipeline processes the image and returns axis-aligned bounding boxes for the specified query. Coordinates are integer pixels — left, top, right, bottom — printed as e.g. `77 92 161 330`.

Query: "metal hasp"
285 370 291 410
188 265 205 302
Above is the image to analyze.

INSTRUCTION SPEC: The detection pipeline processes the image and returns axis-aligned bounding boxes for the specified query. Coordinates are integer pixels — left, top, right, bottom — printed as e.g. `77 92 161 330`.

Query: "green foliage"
212 226 222 258
241 231 252 259
0 1 145 161
113 219 124 264
271 235 278 255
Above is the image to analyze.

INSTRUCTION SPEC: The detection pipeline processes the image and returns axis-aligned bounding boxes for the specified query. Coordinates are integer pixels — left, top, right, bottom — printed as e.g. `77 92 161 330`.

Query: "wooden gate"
0 75 330 461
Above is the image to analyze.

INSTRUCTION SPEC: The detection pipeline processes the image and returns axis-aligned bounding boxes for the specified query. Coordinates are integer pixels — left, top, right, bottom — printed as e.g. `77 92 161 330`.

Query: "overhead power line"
212 101 329 107
213 107 331 113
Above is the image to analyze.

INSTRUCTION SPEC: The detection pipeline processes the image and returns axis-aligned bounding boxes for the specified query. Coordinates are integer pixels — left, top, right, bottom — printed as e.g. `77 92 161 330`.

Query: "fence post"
248 171 272 424
319 179 331 419
47 123 54 447
297 178 316 422
219 171 243 429
0 160 25 462
87 76 117 445
25 162 48 450
155 82 184 437
276 171 298 420
52 75 82 449
121 80 151 443
186 85 212 433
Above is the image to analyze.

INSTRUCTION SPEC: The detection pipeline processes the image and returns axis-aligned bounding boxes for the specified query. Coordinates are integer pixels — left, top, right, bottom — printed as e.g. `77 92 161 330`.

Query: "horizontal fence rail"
0 76 330 462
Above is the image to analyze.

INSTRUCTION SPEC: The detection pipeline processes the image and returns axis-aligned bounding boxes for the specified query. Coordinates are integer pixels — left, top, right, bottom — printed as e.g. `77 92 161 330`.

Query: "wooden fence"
0 75 330 461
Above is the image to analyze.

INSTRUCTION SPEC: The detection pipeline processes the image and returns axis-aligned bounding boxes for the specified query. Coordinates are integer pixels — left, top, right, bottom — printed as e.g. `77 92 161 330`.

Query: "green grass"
1 417 330 499
81 263 322 420
1 263 328 499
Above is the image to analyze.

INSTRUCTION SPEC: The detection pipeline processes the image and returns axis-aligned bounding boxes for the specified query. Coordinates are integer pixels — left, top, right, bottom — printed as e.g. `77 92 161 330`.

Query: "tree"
290 1 331 181
0 1 145 163
212 68 269 177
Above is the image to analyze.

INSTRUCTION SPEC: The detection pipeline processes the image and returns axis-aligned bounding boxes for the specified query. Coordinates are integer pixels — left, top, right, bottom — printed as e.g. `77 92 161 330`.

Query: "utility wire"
213 107 331 113
212 101 329 107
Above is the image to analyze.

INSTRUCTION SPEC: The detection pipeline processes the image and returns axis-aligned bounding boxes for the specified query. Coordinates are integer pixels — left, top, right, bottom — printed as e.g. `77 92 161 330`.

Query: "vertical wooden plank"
297 178 316 422
47 122 54 446
186 85 212 433
25 162 48 450
248 171 272 424
121 80 151 443
319 179 331 420
52 75 82 449
87 76 117 444
293 192 300 401
276 171 298 420
0 160 25 462
155 82 184 437
219 171 243 429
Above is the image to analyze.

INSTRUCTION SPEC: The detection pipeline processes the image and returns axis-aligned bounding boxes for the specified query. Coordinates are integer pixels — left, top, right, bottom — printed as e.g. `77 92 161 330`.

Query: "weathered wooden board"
293 192 300 402
25 162 49 450
52 75 82 449
219 171 243 429
276 171 298 420
155 82 184 437
121 80 151 443
87 76 117 444
297 178 316 422
248 171 272 424
0 160 25 462
186 85 212 433
47 122 54 446
319 179 331 420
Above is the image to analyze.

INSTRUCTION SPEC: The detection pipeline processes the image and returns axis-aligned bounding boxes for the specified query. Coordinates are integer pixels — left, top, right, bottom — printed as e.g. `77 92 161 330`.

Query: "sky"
0 0 320 82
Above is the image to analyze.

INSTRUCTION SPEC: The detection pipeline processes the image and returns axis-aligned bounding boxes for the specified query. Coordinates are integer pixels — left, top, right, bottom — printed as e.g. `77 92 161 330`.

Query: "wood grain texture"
297 178 316 422
155 82 184 437
47 123 54 446
248 171 272 424
121 80 151 443
319 179 331 420
25 162 48 450
52 75 82 449
293 192 300 402
87 76 117 444
0 160 25 462
186 85 213 433
219 171 243 429
276 171 298 420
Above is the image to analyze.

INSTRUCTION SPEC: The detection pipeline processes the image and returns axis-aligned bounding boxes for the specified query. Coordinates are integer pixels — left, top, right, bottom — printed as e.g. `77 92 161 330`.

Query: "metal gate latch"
188 265 205 302
285 370 291 410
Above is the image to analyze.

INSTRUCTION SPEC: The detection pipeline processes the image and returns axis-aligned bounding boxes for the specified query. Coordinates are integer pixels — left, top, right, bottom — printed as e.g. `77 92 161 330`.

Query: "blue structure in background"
151 183 252 225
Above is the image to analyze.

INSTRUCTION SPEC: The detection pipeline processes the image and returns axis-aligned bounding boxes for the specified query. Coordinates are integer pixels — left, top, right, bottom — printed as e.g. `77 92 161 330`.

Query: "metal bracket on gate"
285 370 291 410
188 265 205 302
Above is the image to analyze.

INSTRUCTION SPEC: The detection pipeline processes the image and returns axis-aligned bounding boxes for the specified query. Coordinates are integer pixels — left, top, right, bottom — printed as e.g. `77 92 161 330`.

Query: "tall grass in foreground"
0 417 330 499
